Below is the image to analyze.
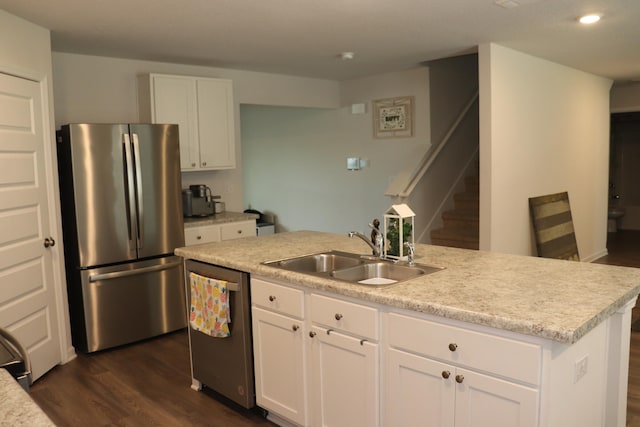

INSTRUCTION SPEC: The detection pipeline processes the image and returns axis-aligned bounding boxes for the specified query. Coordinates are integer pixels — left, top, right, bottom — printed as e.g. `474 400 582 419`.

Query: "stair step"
430 168 480 251
442 217 479 232
454 192 479 211
431 226 479 250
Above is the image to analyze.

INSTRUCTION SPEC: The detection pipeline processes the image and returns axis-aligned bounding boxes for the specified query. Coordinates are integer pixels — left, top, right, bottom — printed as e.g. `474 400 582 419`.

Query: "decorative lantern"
383 204 415 261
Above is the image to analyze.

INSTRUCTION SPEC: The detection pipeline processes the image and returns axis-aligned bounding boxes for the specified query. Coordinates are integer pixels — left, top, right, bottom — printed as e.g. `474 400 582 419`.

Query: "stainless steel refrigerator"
57 124 187 353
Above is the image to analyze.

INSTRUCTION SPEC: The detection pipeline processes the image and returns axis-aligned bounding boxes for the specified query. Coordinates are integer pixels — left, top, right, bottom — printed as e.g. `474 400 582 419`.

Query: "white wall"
478 43 612 261
51 52 341 212
242 67 430 234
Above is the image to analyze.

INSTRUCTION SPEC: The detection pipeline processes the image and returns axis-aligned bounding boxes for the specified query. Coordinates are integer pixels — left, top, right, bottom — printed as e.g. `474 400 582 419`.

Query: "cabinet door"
385 348 455 427
196 78 235 169
252 306 307 426
454 368 538 427
310 325 379 427
151 75 199 170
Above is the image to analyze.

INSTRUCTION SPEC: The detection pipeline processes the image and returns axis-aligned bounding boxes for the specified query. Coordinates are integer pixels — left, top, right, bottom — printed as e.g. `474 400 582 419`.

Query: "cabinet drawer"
387 313 541 385
252 278 304 319
310 294 378 340
220 220 255 240
184 225 220 246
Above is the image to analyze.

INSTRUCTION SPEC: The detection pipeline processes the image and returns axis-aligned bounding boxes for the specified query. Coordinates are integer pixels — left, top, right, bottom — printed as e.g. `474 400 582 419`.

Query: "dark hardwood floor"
29 330 273 426
28 230 640 426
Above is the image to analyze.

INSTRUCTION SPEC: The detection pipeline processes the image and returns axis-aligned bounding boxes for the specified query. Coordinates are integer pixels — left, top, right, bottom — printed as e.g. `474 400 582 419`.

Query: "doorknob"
44 237 56 248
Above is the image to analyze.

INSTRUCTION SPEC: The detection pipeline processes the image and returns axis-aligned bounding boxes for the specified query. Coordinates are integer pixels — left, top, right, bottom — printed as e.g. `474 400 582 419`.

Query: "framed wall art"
372 96 414 139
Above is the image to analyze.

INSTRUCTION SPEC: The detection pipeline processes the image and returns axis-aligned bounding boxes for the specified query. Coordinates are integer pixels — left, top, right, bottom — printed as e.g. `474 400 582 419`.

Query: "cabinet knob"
191 162 196 167
455 375 464 384
309 331 316 338
43 237 56 248
448 343 458 352
196 235 202 240
334 313 343 321
202 161 207 166
237 229 242 234
292 325 299 332
268 295 276 302
441 370 451 379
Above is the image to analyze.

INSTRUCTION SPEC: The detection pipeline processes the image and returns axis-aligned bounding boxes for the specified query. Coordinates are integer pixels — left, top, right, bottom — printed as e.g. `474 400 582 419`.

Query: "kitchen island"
175 230 640 427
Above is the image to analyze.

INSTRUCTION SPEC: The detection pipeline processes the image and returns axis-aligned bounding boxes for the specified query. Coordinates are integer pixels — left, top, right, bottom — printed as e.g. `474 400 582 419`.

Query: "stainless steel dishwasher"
185 260 255 408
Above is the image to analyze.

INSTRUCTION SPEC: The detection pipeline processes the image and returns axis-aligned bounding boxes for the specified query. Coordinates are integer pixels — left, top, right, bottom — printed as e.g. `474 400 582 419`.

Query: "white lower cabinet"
384 312 539 427
386 349 455 427
184 219 256 246
251 278 308 426
309 293 379 426
309 327 378 427
250 278 629 427
252 306 307 425
252 278 379 426
386 348 538 427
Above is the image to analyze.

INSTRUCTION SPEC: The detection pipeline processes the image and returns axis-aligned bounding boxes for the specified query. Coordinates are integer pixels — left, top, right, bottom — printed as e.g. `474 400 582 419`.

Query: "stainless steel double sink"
263 250 443 286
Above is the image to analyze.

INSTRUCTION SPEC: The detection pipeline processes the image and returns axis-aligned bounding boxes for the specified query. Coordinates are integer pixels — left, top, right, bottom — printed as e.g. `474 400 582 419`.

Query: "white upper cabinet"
138 73 236 171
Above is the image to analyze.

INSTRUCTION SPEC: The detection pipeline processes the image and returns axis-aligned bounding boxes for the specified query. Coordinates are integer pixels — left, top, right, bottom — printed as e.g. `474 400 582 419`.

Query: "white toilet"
607 207 625 232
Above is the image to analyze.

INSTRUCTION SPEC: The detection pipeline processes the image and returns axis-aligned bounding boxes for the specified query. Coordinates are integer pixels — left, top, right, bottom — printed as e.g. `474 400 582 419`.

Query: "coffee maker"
182 185 217 217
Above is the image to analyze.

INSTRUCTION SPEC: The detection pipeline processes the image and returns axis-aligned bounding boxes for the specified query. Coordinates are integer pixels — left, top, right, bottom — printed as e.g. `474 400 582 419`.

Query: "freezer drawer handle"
89 259 183 282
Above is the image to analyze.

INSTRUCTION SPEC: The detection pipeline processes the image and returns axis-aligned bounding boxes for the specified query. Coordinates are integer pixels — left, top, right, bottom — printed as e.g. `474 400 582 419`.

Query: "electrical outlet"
574 355 589 383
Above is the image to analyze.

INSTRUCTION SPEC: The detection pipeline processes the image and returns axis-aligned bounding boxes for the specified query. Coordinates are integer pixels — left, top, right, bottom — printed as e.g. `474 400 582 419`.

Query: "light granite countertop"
175 230 640 344
0 369 54 426
183 211 259 228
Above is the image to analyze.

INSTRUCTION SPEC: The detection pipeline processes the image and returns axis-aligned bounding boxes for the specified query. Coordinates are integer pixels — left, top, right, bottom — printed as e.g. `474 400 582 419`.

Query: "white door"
252 306 307 426
0 72 62 380
196 78 235 169
385 348 455 427
310 325 379 427
454 368 538 427
151 75 199 170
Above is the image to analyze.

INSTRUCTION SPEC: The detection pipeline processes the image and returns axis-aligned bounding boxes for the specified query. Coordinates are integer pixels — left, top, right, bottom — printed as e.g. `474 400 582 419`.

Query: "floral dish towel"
189 272 231 337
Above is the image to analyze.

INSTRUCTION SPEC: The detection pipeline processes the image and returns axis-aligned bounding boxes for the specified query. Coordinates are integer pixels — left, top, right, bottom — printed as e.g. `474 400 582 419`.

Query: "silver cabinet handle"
442 371 451 379
455 375 464 384
335 313 343 321
449 343 458 352
44 237 56 248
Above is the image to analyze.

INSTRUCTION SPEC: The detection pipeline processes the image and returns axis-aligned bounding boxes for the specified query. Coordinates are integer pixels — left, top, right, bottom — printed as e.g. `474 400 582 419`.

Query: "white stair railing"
385 91 479 198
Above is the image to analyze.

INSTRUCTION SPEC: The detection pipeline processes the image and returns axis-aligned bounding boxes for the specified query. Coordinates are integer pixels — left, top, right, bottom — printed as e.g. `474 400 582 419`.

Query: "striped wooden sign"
528 192 580 261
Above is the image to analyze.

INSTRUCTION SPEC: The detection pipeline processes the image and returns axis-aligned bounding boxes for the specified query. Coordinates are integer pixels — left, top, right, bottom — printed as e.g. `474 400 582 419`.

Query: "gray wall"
241 67 431 235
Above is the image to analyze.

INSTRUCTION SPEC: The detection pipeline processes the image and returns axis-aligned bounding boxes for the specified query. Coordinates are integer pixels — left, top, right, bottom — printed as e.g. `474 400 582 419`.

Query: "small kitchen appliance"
183 185 218 217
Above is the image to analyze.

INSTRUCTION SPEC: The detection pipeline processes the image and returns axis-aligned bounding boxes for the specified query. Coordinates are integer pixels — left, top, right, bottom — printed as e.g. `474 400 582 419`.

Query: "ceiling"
1 0 639 82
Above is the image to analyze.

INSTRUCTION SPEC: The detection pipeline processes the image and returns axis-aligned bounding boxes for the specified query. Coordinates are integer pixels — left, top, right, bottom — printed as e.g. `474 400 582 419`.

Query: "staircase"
430 174 479 250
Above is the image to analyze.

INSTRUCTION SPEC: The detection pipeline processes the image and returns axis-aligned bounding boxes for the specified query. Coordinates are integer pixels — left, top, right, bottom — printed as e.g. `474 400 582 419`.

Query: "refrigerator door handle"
89 258 183 282
131 132 144 249
122 133 137 252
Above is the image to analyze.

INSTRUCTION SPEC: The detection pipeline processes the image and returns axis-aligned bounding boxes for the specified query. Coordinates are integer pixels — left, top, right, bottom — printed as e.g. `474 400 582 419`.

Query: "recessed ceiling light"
579 14 601 24
340 52 355 60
